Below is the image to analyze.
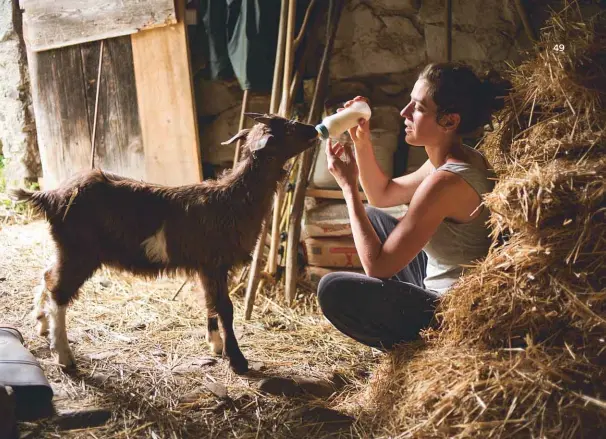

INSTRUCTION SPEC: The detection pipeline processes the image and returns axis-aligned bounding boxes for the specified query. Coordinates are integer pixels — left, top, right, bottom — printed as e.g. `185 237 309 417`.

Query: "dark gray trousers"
317 207 440 350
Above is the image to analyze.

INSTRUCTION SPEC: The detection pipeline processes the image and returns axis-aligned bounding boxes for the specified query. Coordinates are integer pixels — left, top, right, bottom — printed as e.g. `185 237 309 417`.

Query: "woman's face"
400 79 445 147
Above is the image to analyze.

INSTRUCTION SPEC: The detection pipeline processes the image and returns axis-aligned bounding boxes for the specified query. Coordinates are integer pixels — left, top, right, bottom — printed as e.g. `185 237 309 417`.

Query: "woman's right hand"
338 96 372 149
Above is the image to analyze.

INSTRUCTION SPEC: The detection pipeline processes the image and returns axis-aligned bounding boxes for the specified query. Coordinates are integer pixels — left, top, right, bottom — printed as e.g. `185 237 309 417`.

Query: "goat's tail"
7 187 60 218
7 187 34 202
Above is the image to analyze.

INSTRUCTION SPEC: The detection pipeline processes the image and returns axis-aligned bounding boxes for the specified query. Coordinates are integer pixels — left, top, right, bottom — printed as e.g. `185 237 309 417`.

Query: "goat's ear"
250 134 274 152
221 129 250 146
244 112 272 126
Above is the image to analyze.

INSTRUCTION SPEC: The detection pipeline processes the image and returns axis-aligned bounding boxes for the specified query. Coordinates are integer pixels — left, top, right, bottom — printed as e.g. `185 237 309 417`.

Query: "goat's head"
221 113 319 162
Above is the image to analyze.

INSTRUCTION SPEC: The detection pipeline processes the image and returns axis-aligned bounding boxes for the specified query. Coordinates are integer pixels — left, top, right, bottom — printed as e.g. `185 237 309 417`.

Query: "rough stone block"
330 3 425 79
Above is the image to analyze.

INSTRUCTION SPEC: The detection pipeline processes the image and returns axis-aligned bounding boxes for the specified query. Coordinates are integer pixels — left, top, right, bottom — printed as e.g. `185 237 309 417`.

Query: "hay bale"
482 8 606 172
354 4 606 437
362 343 606 438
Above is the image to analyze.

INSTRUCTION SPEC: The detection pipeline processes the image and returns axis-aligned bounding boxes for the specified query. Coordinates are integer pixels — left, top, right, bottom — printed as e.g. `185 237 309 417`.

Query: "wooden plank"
21 0 176 52
305 189 368 201
26 45 92 190
131 0 203 186
80 37 145 180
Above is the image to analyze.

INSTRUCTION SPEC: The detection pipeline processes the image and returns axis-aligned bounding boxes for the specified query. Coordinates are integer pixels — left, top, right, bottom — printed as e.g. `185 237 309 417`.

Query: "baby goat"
9 113 319 374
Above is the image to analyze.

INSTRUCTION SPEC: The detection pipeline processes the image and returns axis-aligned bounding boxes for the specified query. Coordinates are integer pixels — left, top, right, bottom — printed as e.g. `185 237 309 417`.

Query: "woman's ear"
438 113 460 132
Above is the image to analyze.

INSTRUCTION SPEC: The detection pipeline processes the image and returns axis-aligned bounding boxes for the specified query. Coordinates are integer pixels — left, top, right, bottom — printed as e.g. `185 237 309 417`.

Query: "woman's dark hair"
418 63 512 135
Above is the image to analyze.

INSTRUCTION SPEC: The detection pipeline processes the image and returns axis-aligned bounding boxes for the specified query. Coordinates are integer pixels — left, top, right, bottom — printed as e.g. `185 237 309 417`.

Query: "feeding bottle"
315 100 372 140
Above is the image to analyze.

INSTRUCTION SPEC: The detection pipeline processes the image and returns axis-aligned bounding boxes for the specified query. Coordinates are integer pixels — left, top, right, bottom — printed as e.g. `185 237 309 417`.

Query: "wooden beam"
131 0 203 185
21 0 176 52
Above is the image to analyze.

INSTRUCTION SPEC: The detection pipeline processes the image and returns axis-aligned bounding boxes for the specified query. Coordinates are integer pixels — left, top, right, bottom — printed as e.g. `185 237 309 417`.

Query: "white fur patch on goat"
48 301 75 367
142 225 170 263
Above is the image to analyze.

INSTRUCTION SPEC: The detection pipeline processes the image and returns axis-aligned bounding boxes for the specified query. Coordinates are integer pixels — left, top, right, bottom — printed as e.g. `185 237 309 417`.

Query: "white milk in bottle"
315 100 372 140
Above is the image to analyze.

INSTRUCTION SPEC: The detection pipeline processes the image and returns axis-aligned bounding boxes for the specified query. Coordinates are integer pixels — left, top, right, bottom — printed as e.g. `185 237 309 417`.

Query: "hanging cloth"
200 0 281 91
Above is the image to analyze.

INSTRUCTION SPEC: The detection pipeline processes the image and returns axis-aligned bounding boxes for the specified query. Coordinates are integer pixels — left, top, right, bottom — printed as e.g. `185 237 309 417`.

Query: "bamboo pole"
268 0 297 276
279 0 297 116
270 0 289 115
445 0 452 62
244 0 289 320
284 0 345 305
233 89 250 166
254 0 322 308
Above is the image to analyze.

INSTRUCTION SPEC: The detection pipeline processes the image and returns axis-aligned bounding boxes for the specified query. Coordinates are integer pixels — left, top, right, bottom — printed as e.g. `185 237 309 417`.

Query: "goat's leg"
217 287 248 374
44 258 97 369
199 270 248 374
199 272 224 355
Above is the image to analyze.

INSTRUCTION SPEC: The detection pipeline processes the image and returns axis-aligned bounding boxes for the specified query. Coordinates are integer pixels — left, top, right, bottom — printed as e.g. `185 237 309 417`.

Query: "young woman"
317 62 510 349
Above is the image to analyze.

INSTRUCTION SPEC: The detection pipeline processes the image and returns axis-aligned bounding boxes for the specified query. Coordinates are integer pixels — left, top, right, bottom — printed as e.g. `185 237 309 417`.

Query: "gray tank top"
423 162 496 294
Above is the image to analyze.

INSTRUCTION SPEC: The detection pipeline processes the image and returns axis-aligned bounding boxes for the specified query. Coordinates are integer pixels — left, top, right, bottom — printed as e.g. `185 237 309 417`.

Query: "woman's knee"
317 271 365 313
317 272 347 307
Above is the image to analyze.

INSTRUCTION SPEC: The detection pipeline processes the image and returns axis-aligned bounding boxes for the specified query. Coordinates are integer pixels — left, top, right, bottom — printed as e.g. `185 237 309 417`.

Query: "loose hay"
0 222 375 438
361 343 605 439
354 3 606 438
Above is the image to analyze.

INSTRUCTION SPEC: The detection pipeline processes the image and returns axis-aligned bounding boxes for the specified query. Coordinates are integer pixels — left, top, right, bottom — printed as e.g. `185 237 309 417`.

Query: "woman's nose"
400 103 411 119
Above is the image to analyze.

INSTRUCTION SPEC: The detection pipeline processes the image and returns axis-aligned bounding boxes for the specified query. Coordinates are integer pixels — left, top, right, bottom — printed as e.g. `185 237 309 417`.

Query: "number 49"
553 44 565 52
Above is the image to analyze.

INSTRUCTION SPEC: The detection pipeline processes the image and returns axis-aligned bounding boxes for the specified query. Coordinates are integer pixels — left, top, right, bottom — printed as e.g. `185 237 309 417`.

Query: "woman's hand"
326 138 359 193
338 96 372 149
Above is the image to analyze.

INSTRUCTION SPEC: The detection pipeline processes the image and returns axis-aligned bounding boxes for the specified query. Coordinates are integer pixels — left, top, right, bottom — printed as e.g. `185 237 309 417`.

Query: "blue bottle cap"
315 124 329 139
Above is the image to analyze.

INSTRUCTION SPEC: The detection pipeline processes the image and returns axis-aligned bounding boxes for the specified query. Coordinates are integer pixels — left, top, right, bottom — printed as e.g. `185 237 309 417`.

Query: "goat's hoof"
229 357 249 375
54 349 76 370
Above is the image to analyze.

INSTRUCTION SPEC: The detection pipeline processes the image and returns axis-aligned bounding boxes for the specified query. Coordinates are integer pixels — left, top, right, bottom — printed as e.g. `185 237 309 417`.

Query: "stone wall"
0 0 39 187
195 0 529 170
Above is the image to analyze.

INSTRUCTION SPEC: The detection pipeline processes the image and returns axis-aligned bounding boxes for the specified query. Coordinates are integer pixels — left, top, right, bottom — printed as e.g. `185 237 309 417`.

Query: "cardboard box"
302 200 407 239
303 236 363 268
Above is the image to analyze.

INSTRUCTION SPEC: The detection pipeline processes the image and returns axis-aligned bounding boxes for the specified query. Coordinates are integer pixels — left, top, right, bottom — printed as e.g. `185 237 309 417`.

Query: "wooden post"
284 0 345 305
445 0 452 62
244 0 289 320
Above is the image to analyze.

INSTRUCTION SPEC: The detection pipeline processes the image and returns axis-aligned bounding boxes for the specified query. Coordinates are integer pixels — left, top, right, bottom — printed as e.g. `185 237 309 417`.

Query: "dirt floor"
0 219 379 438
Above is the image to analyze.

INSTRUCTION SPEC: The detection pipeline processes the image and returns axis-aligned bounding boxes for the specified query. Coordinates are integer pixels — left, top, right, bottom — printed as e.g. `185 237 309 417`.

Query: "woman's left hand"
326 139 359 192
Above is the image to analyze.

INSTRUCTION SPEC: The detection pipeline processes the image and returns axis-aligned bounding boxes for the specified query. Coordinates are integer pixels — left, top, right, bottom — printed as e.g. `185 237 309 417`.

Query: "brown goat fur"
9 114 319 374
